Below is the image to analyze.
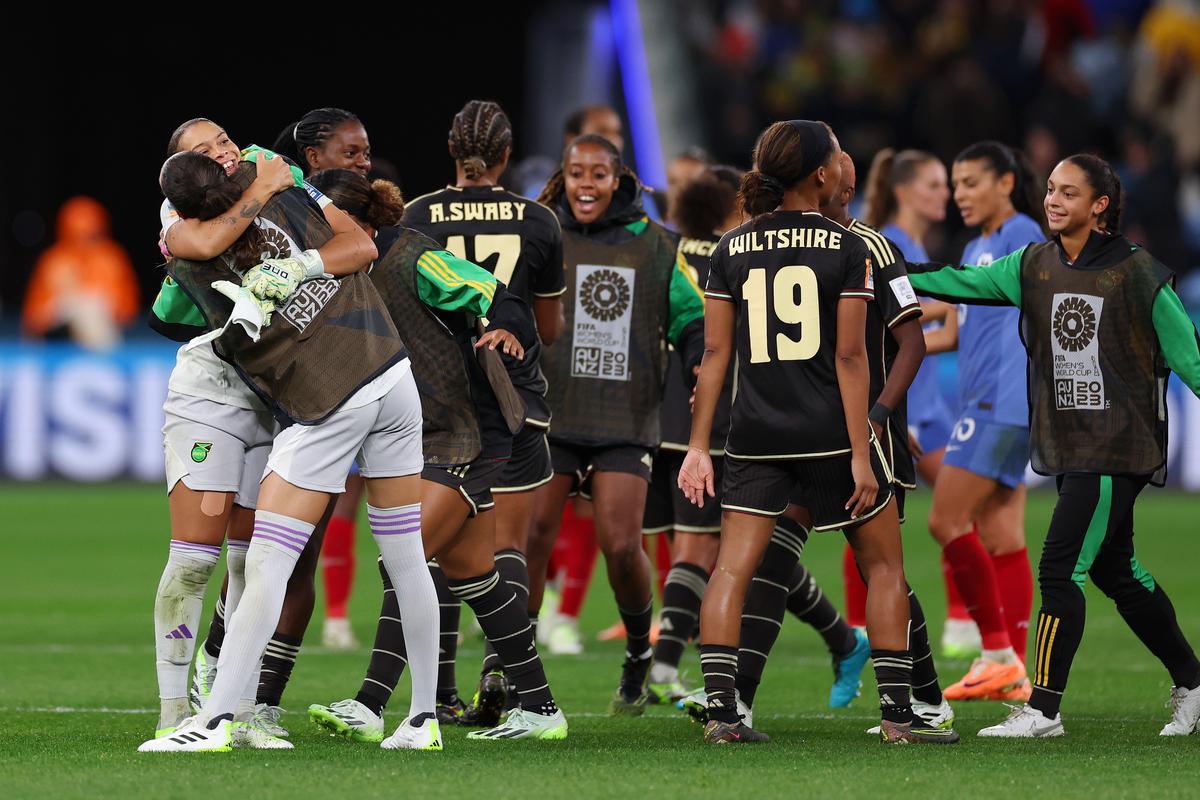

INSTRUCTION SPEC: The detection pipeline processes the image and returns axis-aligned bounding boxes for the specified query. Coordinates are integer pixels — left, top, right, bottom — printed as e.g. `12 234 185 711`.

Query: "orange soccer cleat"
988 678 1033 702
943 658 1027 701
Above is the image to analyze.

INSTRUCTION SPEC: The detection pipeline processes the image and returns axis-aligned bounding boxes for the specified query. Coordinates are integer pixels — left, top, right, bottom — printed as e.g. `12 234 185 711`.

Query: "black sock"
620 598 655 662
257 632 302 707
907 586 943 705
203 595 226 659
429 561 461 703
483 549 530 677
700 644 740 724
871 649 914 724
1114 584 1200 691
450 570 557 713
654 562 707 670
355 557 407 716
786 562 856 657
735 518 808 707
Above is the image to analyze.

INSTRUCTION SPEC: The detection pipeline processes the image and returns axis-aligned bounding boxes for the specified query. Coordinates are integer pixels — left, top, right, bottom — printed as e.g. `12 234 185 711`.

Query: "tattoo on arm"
238 200 263 219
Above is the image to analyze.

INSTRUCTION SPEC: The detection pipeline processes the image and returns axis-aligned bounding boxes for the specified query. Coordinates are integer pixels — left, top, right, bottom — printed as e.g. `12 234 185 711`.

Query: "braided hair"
449 100 513 181
537 134 638 206
273 108 362 175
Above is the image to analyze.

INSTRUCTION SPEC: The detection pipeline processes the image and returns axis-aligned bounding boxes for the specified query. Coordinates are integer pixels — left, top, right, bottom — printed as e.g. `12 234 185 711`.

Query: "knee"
926 509 967 545
599 533 644 567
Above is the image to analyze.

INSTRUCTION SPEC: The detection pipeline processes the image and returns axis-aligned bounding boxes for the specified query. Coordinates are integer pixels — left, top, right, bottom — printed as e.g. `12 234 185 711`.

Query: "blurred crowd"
680 0 1200 271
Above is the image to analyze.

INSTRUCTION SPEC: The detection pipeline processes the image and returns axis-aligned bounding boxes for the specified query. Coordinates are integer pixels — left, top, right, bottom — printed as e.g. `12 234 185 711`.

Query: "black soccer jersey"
660 233 732 451
403 185 565 306
849 220 923 486
705 210 874 459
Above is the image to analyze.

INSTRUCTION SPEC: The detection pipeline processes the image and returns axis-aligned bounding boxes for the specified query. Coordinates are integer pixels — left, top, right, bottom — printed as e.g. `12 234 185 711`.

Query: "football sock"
841 543 867 628
202 596 226 661
559 511 598 618
991 547 1033 662
700 644 740 724
654 533 671 598
321 515 356 619
369 503 438 719
943 532 1012 651
154 539 221 728
256 633 301 707
355 557 406 716
225 539 249 618
787 562 856 658
942 547 970 620
449 570 557 713
907 586 943 705
651 562 708 678
429 561 461 703
871 649 915 724
483 549 530 676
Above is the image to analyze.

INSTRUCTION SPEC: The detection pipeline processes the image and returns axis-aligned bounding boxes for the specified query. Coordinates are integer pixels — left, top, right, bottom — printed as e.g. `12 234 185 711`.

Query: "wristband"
295 248 326 280
868 402 892 426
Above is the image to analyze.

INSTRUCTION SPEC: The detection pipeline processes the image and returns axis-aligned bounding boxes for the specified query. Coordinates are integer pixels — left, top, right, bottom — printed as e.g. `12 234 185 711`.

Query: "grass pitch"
1 483 1197 798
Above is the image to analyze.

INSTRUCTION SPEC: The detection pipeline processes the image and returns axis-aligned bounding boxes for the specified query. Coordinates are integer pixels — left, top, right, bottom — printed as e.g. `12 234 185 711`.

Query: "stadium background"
3 2 1200 795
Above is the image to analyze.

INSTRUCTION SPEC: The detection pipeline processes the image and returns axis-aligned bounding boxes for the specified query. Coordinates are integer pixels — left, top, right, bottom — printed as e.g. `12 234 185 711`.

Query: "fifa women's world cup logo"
572 265 635 381
1052 295 1097 352
579 268 632 321
1051 293 1105 410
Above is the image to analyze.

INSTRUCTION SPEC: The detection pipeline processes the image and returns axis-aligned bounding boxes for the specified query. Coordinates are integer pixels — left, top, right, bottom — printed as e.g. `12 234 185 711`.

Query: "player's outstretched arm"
908 248 1025 307
1154 284 1200 398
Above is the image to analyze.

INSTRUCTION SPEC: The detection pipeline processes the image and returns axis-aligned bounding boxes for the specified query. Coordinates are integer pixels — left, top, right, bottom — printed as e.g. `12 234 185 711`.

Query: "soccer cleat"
830 628 871 708
254 704 289 738
944 658 1027 700
977 703 1064 738
547 618 584 655
879 718 961 744
307 699 385 743
154 727 177 739
189 643 217 713
138 716 232 753
466 708 568 741
867 699 955 735
988 678 1032 702
536 587 561 646
321 617 360 651
233 717 294 750
1160 685 1200 736
609 651 652 716
435 695 467 724
940 618 982 660
459 672 508 728
703 719 770 744
679 689 753 728
648 674 696 705
597 620 626 641
381 713 443 750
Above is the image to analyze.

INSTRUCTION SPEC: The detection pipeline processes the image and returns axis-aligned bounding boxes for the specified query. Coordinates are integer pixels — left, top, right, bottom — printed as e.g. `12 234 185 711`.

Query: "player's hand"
476 329 524 359
846 453 878 520
243 258 304 302
252 150 296 194
213 280 276 326
908 429 924 460
678 447 715 508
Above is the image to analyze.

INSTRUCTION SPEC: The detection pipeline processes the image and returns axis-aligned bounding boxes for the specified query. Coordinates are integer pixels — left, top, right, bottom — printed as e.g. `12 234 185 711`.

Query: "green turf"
1 483 1198 797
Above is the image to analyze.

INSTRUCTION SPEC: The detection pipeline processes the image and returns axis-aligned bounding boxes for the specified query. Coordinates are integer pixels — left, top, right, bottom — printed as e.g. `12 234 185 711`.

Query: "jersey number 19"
744 265 820 363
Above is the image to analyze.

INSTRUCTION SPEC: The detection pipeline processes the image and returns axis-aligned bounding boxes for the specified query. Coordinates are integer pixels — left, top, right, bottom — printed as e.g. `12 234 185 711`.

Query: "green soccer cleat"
648 673 696 705
940 618 982 660
459 672 508 728
467 708 568 741
154 726 177 739
308 699 384 743
879 718 961 744
435 695 467 725
702 719 770 744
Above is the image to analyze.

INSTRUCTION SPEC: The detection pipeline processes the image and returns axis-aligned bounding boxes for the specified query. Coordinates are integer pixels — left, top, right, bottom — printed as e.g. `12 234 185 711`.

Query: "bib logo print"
191 442 213 463
1051 293 1105 410
572 265 635 381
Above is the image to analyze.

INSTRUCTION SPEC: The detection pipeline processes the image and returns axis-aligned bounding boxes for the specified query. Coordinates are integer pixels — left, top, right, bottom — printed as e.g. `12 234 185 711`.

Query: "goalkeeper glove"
212 280 276 330
242 249 325 302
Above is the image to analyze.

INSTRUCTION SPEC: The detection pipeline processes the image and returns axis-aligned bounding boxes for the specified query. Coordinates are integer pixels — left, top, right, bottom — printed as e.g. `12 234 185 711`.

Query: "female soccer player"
863 148 980 658
929 142 1045 701
148 118 367 745
402 100 565 717
910 153 1200 738
304 168 568 743
141 152 441 753
680 121 956 745
526 134 706 713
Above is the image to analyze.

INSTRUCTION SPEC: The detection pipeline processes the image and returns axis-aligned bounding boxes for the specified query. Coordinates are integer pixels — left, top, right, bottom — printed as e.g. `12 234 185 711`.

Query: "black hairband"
788 120 833 179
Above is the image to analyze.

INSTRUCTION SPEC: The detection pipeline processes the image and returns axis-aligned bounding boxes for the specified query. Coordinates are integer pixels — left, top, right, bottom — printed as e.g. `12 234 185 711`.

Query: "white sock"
225 539 250 617
368 503 437 718
650 662 679 684
154 540 221 728
982 646 1018 664
205 511 313 724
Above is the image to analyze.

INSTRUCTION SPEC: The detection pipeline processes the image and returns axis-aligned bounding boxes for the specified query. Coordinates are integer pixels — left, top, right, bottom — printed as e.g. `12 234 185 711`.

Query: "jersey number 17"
445 234 521 286
744 265 820 363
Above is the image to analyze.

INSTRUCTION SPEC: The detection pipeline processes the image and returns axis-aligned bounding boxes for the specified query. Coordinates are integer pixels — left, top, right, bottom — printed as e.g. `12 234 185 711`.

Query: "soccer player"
680 120 956 745
910 154 1200 738
863 148 979 658
303 169 568 743
402 100 566 721
930 142 1045 701
140 152 439 753
525 134 706 714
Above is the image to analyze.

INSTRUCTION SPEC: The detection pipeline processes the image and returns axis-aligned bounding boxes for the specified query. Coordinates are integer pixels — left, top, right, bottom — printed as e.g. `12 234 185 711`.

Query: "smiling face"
1044 159 1108 236
898 158 949 224
175 121 240 175
952 158 1013 228
564 141 620 224
305 120 371 177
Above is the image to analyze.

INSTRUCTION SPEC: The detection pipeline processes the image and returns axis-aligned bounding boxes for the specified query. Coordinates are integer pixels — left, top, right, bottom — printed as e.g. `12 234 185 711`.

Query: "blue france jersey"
957 213 1044 426
882 224 949 431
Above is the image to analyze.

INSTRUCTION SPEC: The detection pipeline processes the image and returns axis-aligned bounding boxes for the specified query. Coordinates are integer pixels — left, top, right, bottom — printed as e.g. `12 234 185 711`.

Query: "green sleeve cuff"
415 249 498 317
667 250 705 345
151 277 206 327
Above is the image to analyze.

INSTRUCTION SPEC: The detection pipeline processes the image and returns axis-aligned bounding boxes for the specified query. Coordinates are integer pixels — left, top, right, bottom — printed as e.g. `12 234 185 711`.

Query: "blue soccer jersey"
956 213 1045 426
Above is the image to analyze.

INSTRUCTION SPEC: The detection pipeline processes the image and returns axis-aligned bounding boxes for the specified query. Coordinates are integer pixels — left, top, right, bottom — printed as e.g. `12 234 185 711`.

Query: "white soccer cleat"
189 644 218 713
138 716 232 753
381 714 443 750
941 618 982 659
1160 686 1200 736
977 703 1064 738
308 698 385 743
233 717 294 749
467 708 568 741
321 618 360 651
679 689 752 728
547 618 584 655
254 703 289 738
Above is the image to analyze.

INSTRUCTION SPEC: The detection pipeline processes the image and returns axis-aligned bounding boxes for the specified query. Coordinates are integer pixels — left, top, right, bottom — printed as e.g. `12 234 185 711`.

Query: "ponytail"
863 148 897 229
956 140 1047 234
308 169 404 229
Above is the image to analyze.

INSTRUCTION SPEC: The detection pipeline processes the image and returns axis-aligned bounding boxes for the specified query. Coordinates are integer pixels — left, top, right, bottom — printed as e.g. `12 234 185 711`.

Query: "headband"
788 120 833 179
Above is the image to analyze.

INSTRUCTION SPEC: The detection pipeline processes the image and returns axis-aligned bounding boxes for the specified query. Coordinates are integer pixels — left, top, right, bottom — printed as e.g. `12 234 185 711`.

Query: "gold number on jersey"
744 265 820 363
445 234 521 286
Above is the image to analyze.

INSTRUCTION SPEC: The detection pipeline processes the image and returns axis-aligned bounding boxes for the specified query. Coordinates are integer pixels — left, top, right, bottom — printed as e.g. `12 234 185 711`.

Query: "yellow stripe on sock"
1041 617 1060 688
1034 614 1050 686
